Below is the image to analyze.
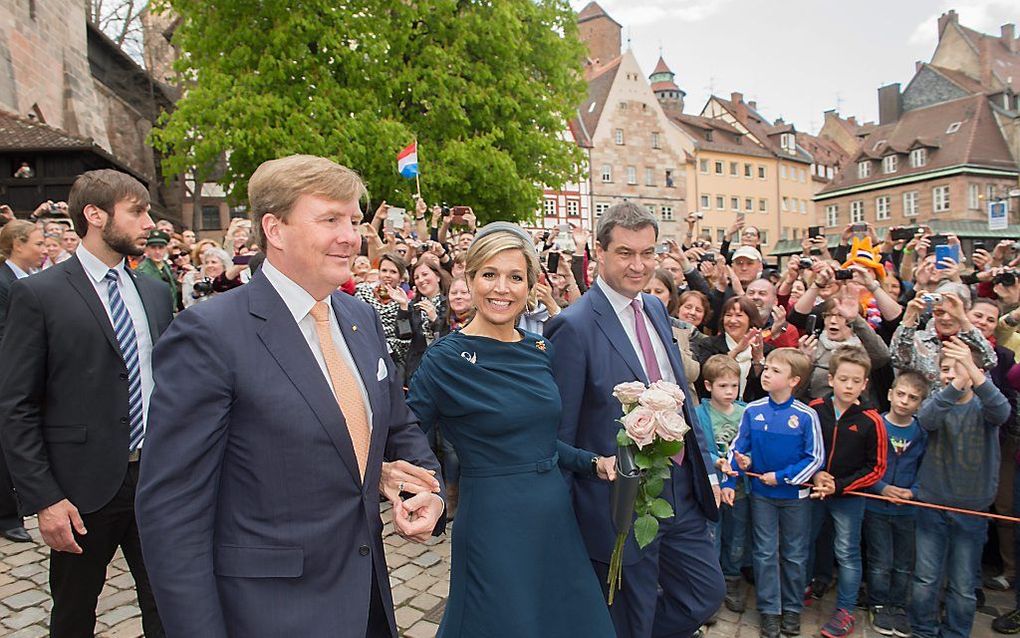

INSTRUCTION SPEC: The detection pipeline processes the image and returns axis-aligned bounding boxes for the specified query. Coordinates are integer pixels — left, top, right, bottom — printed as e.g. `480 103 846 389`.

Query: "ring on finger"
398 481 405 492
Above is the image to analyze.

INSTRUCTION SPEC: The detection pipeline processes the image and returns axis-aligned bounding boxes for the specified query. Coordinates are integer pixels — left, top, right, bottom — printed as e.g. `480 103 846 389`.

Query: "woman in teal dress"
407 223 617 638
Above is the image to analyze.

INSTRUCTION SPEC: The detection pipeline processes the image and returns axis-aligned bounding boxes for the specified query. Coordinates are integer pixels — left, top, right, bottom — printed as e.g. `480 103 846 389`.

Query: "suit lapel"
590 284 647 383
63 257 121 358
251 277 364 485
125 268 161 340
642 294 686 385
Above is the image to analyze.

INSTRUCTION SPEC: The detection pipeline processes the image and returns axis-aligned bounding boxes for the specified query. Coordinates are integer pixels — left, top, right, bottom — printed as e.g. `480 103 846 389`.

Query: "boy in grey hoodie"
909 337 1011 638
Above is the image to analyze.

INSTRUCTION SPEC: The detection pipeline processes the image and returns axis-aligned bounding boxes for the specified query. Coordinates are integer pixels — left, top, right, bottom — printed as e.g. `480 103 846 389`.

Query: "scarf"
725 332 752 399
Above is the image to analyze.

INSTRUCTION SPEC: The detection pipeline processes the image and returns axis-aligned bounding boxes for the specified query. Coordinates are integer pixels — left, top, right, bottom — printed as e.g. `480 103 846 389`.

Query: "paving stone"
385 552 411 569
4 549 44 567
389 564 422 581
3 588 48 610
403 620 440 638
97 589 140 614
96 603 140 628
403 574 437 592
2 604 48 630
5 625 48 638
101 616 144 638
409 592 440 611
412 551 441 568
390 584 416 606
106 572 136 590
394 605 424 629
395 542 427 558
427 580 450 598
0 579 34 599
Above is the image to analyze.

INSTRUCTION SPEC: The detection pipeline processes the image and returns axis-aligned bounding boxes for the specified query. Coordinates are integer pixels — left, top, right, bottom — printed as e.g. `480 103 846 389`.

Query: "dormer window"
780 133 796 152
946 122 961 134
858 160 871 179
705 130 713 142
883 155 897 174
910 148 927 168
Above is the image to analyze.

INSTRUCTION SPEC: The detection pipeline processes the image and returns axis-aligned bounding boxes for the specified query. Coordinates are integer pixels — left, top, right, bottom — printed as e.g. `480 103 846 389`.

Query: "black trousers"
49 462 164 638
0 442 23 530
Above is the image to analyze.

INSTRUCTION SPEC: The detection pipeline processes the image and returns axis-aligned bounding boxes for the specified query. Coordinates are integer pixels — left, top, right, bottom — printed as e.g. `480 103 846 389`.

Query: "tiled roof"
0 109 95 151
577 1 621 27
651 80 680 92
651 56 673 76
798 132 850 170
817 94 1016 195
925 64 987 95
572 56 621 148
957 24 1020 91
671 113 773 159
709 95 813 164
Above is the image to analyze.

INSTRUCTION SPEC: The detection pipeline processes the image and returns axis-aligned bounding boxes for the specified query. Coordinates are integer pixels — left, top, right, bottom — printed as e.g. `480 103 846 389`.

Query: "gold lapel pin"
352 325 358 332
536 340 547 352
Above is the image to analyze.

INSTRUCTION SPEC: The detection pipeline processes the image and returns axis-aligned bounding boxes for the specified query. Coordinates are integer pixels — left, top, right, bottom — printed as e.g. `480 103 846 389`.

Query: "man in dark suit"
135 155 445 638
0 170 173 637
546 202 725 638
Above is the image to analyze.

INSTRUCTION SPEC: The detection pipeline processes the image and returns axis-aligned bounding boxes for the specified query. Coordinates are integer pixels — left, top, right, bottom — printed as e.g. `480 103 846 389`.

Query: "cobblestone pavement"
0 508 1012 637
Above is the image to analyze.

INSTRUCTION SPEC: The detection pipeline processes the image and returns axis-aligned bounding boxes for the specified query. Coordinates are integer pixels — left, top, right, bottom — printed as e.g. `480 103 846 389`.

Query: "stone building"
814 11 1020 235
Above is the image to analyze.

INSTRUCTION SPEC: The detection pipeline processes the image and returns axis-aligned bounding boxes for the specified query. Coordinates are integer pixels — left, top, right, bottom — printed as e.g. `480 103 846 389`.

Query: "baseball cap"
732 246 763 262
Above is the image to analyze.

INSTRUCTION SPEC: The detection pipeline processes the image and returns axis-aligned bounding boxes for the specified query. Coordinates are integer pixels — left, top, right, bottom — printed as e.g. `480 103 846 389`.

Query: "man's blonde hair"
248 155 367 251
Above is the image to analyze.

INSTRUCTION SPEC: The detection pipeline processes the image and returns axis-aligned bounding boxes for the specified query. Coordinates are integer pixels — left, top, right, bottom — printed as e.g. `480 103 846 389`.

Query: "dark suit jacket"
546 284 719 566
135 272 444 638
0 256 174 515
0 262 19 343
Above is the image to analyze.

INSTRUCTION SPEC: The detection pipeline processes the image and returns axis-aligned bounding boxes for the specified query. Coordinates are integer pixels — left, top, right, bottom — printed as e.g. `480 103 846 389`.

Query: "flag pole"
414 139 421 201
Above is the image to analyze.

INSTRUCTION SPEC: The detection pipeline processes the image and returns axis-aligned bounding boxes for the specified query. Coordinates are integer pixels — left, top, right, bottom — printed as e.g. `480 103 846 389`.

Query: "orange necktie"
309 301 371 478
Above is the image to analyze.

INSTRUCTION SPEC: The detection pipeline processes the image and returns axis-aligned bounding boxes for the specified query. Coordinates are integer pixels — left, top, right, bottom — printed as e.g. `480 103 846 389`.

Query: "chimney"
748 100 757 110
730 92 748 122
878 83 902 125
1003 24 1017 53
938 10 958 39
848 116 858 126
916 60 923 72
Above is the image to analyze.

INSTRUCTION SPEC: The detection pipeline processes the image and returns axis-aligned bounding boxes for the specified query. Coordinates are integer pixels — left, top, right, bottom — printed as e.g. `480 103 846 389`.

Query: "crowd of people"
0 159 1020 638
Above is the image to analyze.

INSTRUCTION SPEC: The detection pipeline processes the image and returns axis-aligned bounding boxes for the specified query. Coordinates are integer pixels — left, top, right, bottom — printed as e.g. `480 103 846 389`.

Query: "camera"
700 252 717 262
994 271 1019 287
655 242 669 255
797 258 813 269
920 292 943 305
834 269 854 281
192 277 214 299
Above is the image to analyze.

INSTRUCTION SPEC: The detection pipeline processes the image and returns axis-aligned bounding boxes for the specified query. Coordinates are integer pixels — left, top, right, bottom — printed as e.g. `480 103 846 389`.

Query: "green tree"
151 0 587 223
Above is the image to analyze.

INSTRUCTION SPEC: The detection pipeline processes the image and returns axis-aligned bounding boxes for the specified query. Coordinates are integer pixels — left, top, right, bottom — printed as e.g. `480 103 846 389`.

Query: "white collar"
259 257 324 323
596 276 641 317
6 261 30 279
75 243 127 284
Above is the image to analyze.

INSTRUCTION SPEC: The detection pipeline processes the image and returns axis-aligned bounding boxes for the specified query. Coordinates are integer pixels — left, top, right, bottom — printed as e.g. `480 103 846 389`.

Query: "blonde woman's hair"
248 155 368 251
0 220 38 264
464 230 540 311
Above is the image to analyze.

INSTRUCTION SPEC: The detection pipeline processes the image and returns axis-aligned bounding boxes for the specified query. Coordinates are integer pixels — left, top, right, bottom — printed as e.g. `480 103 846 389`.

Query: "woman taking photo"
406 223 616 638
693 295 769 402
404 260 450 384
181 247 245 308
355 252 414 374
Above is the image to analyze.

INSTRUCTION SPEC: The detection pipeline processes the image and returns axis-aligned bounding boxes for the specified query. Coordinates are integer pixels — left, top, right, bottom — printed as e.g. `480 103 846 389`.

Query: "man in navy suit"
546 202 724 638
135 155 445 638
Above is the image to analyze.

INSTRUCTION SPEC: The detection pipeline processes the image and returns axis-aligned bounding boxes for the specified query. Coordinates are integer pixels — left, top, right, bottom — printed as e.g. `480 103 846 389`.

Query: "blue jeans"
714 492 750 579
909 508 987 638
810 496 865 611
863 510 914 608
750 494 811 615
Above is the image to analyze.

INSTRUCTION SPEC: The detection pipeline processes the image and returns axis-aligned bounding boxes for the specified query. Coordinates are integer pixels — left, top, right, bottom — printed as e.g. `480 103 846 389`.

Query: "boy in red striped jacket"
808 345 888 638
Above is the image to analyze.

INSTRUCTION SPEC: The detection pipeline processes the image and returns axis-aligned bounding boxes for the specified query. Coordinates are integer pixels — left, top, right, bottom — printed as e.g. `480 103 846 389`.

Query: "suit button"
119 373 128 381
120 417 128 424
358 545 370 556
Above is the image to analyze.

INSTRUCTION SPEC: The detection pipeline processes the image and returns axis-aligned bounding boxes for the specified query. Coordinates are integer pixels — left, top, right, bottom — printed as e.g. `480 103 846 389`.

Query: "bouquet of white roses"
607 380 690 604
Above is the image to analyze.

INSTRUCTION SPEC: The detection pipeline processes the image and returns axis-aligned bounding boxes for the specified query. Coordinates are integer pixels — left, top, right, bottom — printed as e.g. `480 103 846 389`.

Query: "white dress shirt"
596 277 676 384
6 261 30 279
260 259 374 431
75 244 156 433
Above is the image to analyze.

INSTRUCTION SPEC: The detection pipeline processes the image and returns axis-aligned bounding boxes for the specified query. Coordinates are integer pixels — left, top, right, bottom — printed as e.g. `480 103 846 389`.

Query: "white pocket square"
376 358 388 381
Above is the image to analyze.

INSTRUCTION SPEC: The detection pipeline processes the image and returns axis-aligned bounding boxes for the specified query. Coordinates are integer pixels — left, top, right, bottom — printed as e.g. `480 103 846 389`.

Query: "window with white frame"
660 205 674 221
968 183 980 209
780 165 787 179
567 199 580 217
714 161 724 175
876 196 890 220
730 197 739 211
857 161 871 178
903 191 919 217
615 129 625 145
933 185 950 212
987 184 997 204
800 169 806 183
759 198 767 212
826 166 834 179
799 199 807 214
780 133 796 152
744 163 753 178
717 229 726 243
601 164 612 183
626 166 637 184
645 167 655 186
651 132 661 149
760 230 769 245
595 202 610 217
758 165 766 179
883 155 897 174
716 196 725 210
543 198 557 217
745 198 753 211
850 200 864 223
699 159 709 174
700 194 710 209
730 162 738 176
782 197 789 211
910 148 927 168
826 204 838 227
645 204 656 216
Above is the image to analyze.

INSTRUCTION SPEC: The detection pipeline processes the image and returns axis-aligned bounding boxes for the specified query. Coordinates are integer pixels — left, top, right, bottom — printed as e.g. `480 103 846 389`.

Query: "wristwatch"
591 456 601 476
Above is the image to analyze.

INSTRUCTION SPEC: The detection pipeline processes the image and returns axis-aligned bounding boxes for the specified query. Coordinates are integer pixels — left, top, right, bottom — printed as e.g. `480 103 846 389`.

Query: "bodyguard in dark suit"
546 202 725 638
0 170 173 637
136 155 445 638
0 219 46 543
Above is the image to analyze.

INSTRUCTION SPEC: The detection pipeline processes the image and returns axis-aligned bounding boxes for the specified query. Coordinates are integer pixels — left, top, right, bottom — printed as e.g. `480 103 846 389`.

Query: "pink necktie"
631 299 684 466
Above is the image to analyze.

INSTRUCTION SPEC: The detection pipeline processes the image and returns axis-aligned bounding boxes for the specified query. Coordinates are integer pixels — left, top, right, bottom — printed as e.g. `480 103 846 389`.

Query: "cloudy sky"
569 0 1017 134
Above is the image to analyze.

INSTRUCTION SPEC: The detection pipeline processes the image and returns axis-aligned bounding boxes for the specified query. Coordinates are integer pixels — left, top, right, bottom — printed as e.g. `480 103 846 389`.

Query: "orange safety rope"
738 470 1020 524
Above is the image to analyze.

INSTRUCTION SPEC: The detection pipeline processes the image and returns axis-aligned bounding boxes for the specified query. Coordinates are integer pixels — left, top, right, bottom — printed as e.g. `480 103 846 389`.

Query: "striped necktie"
105 269 144 452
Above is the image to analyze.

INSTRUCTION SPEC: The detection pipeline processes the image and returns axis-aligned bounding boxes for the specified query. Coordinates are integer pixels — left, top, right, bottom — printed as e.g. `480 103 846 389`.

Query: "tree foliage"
150 0 588 222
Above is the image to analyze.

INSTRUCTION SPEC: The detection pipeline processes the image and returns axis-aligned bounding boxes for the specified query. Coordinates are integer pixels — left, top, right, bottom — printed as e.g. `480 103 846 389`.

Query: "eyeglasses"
170 253 186 259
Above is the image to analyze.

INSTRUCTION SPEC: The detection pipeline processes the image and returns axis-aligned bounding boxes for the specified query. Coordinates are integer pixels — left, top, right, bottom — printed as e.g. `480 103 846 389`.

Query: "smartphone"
851 223 867 233
547 251 561 274
232 254 252 266
934 244 959 269
450 206 470 222
928 234 949 247
388 207 406 230
834 269 854 281
655 242 669 255
808 226 823 239
700 252 717 262
804 314 818 337
890 226 918 241
973 241 986 252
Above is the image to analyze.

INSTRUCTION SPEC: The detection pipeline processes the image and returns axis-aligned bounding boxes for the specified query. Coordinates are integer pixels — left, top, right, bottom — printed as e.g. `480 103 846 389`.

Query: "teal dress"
408 330 615 638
